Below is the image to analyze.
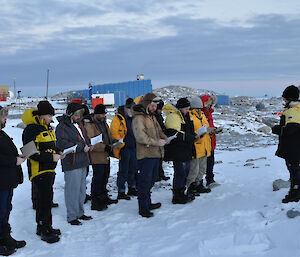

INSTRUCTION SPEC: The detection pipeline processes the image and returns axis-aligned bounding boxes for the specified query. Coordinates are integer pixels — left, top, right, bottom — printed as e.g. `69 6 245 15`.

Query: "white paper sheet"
112 138 124 148
63 145 77 155
167 132 178 142
91 134 103 146
197 125 207 136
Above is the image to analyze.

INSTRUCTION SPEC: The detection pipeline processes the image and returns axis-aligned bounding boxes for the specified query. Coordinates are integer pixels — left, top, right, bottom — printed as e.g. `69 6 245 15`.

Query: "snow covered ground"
3 114 300 257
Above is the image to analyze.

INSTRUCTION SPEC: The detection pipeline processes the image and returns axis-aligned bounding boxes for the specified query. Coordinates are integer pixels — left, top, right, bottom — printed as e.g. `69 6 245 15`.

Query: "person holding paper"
164 98 196 204
201 95 219 187
84 104 118 211
55 103 93 226
186 96 212 198
0 106 26 256
111 98 138 200
132 93 168 218
22 101 63 243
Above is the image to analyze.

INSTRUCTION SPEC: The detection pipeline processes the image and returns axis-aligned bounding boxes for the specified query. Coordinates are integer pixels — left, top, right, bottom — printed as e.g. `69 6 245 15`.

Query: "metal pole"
46 69 49 99
13 78 16 99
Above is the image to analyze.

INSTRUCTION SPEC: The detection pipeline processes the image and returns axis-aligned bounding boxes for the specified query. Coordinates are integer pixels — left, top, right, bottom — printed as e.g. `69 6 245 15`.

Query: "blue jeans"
91 164 110 197
173 161 191 190
137 158 159 211
117 148 137 192
0 189 13 236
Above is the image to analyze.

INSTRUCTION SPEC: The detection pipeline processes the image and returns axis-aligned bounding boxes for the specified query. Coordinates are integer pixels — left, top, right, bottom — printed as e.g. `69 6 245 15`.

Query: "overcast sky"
1 0 300 97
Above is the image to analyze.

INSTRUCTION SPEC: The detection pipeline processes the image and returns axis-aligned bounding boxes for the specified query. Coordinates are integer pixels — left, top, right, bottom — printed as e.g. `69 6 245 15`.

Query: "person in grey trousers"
55 103 93 225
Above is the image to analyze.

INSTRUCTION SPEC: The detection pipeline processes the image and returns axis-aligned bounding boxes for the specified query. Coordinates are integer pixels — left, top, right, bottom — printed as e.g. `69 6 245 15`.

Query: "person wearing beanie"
55 103 93 225
154 100 170 181
22 101 63 243
111 98 138 200
84 104 118 211
272 85 300 203
164 98 196 204
186 96 212 198
0 106 26 255
200 95 219 187
132 93 168 217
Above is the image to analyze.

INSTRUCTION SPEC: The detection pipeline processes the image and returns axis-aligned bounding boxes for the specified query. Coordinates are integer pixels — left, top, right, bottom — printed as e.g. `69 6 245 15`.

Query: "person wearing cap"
55 102 93 225
186 96 212 198
22 101 63 243
84 104 118 211
200 95 219 187
0 106 26 255
132 93 168 218
154 99 170 181
272 85 300 203
164 97 196 204
111 98 138 200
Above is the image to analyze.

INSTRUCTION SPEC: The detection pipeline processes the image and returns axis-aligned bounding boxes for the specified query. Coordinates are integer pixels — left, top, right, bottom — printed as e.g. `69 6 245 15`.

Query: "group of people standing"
0 92 219 255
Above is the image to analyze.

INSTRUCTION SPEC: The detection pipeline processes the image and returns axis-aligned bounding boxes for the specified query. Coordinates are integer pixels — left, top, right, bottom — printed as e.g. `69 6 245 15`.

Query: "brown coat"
132 105 167 160
84 117 114 164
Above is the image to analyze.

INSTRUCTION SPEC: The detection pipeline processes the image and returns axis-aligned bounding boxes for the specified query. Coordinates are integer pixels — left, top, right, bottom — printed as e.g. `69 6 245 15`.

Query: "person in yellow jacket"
22 101 64 243
186 96 212 198
111 98 138 200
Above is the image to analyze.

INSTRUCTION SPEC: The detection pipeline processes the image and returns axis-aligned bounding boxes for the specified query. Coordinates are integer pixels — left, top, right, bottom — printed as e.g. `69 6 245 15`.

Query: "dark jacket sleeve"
0 153 17 168
22 126 53 163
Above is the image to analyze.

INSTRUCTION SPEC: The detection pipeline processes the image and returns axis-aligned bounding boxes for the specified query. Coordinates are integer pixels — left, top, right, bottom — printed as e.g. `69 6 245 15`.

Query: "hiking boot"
196 181 211 194
78 215 93 221
282 189 300 203
139 210 154 218
104 195 118 205
68 219 82 226
37 226 61 236
0 244 15 256
127 188 138 197
39 227 60 243
149 202 161 210
91 197 108 211
172 188 189 204
3 234 26 249
117 192 131 200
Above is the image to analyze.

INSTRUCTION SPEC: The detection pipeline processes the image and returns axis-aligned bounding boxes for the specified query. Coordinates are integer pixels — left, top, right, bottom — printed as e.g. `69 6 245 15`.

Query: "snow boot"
39 226 60 243
282 188 300 203
91 196 108 211
127 187 138 196
196 181 211 193
187 182 200 197
0 244 15 256
37 225 61 236
139 210 154 218
149 202 162 210
3 233 26 249
78 215 93 220
104 192 118 205
117 192 131 200
172 188 189 204
68 219 82 226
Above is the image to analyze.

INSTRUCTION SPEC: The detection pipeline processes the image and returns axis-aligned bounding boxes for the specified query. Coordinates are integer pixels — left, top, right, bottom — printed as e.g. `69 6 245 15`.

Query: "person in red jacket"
200 95 219 187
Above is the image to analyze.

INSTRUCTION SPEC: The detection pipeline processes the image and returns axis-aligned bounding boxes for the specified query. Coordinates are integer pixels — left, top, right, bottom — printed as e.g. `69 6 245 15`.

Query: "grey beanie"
188 96 203 109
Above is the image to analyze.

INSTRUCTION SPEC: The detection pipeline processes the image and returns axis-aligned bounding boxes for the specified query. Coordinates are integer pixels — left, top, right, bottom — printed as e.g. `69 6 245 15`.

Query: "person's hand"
84 145 90 152
104 144 112 154
158 139 167 147
89 145 94 151
53 154 63 162
16 156 26 166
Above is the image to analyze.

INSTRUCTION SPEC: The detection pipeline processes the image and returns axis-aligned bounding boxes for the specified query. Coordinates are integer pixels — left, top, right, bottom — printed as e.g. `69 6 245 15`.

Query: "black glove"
104 144 112 154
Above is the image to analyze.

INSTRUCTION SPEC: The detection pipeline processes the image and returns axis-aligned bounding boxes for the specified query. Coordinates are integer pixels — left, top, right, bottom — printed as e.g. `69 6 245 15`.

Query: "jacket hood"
117 106 126 118
132 104 147 116
22 108 46 126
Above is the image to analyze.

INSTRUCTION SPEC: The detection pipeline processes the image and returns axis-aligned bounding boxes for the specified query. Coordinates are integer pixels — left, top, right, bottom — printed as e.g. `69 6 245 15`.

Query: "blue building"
216 95 229 105
73 79 152 107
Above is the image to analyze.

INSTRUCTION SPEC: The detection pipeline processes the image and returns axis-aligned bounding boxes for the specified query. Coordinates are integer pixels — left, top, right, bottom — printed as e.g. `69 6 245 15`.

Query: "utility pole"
13 78 16 99
46 69 49 99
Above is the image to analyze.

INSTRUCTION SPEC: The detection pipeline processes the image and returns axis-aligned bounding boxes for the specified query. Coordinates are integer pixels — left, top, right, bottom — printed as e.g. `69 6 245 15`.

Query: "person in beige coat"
84 104 118 212
132 93 168 218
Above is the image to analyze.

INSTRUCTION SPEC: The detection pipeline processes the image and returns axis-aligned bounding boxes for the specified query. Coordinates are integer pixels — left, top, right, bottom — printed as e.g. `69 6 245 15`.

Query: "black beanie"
94 104 106 114
125 98 135 108
66 102 83 116
37 101 55 116
176 98 190 109
282 85 299 101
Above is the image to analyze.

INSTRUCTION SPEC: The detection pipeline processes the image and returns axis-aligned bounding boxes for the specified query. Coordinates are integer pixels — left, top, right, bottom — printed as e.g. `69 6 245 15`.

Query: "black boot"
3 233 26 249
91 196 108 211
37 225 61 236
39 226 60 244
127 187 138 196
0 242 15 256
187 182 200 198
139 210 154 218
172 188 189 204
149 202 161 210
282 187 300 203
117 192 131 200
196 181 211 193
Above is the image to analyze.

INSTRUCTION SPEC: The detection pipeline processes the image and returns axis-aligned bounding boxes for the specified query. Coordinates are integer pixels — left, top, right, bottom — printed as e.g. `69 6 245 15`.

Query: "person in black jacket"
0 106 26 256
22 101 64 243
154 100 170 181
272 85 300 203
164 98 196 204
55 103 93 225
